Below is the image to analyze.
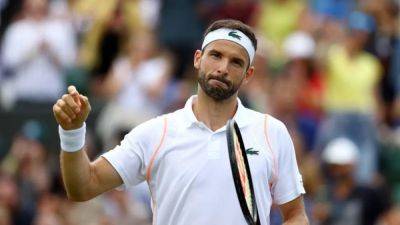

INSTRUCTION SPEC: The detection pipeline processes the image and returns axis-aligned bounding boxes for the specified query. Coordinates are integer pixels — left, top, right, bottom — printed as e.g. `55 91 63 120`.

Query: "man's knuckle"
61 113 69 119
54 106 61 113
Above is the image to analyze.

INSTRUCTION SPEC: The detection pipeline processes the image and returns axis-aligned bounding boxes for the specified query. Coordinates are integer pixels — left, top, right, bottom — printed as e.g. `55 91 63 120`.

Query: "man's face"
194 40 254 101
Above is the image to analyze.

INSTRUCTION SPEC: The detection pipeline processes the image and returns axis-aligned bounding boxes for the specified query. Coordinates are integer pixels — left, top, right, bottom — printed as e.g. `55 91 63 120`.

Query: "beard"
198 71 242 101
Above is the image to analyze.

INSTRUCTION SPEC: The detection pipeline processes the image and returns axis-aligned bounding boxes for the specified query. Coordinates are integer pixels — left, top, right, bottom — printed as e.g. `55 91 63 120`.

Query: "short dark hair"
203 19 258 51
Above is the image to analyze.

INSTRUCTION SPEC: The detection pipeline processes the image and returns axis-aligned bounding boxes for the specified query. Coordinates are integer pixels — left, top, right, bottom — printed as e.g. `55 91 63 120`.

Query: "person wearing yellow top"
256 0 306 62
318 11 381 185
324 44 381 113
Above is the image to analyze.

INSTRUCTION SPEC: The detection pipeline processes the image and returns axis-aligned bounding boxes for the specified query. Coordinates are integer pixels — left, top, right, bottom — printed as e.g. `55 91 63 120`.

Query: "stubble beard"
197 71 242 102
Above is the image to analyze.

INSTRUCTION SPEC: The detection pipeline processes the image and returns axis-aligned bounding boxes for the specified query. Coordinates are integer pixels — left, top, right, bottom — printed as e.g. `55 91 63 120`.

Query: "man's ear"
242 66 255 85
194 50 202 70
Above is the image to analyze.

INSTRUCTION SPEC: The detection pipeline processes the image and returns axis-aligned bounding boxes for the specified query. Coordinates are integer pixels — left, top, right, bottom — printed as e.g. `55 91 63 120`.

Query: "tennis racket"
226 119 260 225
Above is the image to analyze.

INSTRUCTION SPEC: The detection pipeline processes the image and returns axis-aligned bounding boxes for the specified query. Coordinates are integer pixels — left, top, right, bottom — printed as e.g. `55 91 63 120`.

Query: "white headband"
201 28 255 64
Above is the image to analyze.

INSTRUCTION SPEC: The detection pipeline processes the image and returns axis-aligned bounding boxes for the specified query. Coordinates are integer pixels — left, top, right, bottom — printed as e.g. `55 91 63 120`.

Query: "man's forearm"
60 148 93 201
282 213 309 225
55 86 117 202
280 196 310 225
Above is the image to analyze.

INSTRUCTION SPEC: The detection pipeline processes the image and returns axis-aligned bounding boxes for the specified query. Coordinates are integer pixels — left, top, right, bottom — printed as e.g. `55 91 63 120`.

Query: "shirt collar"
182 95 252 130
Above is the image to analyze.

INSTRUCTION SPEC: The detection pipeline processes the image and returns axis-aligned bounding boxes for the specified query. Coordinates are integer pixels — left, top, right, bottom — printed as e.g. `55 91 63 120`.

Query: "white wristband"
59 123 86 152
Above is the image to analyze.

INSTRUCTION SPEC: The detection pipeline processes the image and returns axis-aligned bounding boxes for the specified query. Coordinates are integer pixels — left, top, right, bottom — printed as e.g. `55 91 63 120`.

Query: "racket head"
226 119 259 225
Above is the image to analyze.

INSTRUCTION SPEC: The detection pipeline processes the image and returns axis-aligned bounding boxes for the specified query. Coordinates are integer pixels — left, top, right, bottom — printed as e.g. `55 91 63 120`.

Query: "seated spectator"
283 31 323 151
314 137 388 225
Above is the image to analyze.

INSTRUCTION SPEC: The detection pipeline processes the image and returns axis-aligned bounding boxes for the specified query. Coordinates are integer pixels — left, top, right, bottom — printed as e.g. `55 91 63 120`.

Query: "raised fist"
53 86 91 130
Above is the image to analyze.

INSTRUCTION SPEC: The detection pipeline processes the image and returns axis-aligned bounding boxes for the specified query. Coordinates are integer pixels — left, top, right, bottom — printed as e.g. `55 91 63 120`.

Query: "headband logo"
228 31 241 40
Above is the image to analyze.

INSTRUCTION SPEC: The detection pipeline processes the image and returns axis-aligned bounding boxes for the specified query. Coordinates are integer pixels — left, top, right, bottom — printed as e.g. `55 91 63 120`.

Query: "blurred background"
0 0 399 224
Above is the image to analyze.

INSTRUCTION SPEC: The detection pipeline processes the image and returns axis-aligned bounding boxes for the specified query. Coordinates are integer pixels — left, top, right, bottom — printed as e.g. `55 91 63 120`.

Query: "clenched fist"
53 86 91 130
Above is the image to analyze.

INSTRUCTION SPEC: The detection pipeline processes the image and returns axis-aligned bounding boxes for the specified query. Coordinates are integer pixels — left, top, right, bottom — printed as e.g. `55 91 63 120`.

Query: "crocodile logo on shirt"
245 147 259 155
228 31 242 40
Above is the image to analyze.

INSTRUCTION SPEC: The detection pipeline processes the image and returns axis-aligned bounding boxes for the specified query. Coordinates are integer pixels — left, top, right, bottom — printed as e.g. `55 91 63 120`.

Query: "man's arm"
54 86 123 201
279 196 309 225
60 150 122 201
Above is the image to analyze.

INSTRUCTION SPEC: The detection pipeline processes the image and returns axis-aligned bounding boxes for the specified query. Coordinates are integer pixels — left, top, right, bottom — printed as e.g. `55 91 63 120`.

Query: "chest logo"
245 147 259 155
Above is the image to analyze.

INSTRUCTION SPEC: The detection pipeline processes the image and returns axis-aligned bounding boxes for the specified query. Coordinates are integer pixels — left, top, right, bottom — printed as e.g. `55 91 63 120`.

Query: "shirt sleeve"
101 116 165 189
272 124 305 205
101 127 147 189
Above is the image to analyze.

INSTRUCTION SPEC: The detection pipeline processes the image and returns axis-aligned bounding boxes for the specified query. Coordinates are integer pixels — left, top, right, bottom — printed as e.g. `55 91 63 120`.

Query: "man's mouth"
209 78 229 88
208 77 230 89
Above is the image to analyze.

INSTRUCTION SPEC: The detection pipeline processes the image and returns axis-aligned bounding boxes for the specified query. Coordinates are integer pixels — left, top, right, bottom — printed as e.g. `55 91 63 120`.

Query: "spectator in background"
0 120 51 225
239 36 272 113
0 0 23 41
73 0 145 73
310 0 355 21
314 137 388 225
0 0 76 110
317 11 382 184
96 32 172 149
90 1 129 84
283 31 323 151
265 31 322 152
0 173 17 225
377 205 400 225
32 194 64 225
101 189 151 225
255 0 306 64
157 0 206 80
136 0 161 31
208 0 259 26
362 0 400 130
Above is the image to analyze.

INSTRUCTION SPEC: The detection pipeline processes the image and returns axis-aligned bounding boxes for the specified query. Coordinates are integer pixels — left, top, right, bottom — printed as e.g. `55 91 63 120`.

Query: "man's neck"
192 89 238 131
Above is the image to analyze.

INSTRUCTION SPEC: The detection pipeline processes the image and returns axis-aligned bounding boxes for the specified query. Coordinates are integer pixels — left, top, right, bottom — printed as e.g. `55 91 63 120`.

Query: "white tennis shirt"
102 96 305 225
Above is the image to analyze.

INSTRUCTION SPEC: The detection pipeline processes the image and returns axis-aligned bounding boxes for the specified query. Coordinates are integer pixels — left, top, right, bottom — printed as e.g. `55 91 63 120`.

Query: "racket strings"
233 133 254 215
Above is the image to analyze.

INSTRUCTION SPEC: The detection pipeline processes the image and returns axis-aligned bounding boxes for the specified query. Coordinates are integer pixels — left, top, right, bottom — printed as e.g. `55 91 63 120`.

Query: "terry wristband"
59 123 86 152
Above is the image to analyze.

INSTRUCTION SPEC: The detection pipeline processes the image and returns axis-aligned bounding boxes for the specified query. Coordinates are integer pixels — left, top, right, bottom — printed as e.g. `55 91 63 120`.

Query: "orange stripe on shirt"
264 115 278 187
146 116 168 225
146 116 168 182
149 187 158 225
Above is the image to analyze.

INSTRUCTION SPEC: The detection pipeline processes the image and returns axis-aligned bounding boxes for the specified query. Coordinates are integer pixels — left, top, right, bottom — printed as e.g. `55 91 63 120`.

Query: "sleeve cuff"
101 153 130 190
274 186 306 205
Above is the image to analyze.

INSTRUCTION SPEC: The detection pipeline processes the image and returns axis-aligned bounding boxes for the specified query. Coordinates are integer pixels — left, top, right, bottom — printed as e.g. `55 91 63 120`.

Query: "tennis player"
53 19 308 225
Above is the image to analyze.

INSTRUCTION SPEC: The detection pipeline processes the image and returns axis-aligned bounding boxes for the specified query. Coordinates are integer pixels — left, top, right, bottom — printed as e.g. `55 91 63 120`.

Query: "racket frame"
226 119 260 225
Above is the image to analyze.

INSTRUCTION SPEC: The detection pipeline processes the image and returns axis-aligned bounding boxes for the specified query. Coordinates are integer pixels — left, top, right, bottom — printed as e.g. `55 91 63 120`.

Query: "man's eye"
210 53 220 58
232 60 243 67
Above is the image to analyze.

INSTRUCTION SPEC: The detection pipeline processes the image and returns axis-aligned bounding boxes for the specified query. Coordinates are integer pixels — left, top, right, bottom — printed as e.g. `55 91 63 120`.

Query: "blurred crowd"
0 0 400 224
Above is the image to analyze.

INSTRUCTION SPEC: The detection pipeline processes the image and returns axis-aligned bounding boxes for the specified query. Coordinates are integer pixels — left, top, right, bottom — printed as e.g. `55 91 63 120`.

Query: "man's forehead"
204 40 249 61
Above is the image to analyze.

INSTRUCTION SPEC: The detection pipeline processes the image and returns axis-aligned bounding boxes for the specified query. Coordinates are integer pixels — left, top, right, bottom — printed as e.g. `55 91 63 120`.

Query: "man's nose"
216 59 229 75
